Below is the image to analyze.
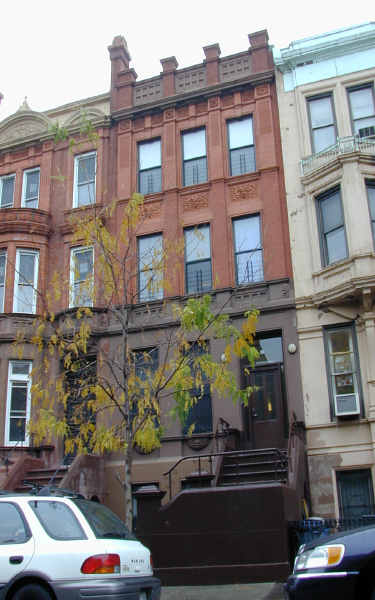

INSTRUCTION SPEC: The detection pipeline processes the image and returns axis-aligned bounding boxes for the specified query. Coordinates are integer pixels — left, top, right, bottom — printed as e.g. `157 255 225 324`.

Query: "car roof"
0 487 84 500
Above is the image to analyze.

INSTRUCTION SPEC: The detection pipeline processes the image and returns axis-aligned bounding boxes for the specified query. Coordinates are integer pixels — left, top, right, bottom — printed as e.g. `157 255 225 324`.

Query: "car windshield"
74 499 136 540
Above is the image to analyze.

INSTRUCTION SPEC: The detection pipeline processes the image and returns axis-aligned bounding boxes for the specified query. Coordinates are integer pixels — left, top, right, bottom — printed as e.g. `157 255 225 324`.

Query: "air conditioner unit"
334 393 360 417
358 126 375 138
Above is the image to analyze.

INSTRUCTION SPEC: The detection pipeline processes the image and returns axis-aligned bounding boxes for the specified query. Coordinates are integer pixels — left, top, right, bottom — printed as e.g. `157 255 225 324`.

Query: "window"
133 348 160 429
14 249 39 313
316 188 348 266
367 181 375 245
325 326 361 418
185 225 212 294
233 215 264 284
182 129 207 186
29 500 86 540
73 152 96 207
182 343 212 435
348 85 375 137
0 503 30 544
70 246 94 307
22 168 40 208
0 174 15 208
138 234 163 302
308 95 337 153
0 250 6 312
138 139 162 195
5 360 32 445
337 470 374 518
228 116 255 175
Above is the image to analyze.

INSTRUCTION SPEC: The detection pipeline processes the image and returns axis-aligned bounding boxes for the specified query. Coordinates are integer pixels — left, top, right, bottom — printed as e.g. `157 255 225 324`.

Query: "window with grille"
22 168 40 208
325 326 361 418
0 174 15 208
138 139 162 195
73 152 96 207
228 116 256 175
184 225 212 294
182 129 207 186
233 215 264 284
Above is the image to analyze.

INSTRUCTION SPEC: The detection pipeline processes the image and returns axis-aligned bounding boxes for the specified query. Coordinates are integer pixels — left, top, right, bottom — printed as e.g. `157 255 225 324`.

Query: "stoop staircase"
14 464 69 493
217 448 288 486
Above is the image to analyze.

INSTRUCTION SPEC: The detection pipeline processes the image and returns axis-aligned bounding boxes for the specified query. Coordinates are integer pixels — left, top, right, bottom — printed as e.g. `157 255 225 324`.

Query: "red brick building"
0 32 304 582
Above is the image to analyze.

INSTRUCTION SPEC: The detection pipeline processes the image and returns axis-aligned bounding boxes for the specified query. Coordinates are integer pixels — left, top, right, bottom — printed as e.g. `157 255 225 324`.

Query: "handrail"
300 135 375 176
163 447 288 501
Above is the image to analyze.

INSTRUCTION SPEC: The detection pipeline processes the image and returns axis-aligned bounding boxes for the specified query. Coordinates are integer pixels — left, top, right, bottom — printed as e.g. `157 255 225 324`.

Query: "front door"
244 363 286 449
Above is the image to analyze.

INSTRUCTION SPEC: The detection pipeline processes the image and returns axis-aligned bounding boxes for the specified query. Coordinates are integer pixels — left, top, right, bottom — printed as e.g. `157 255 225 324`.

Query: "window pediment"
0 112 51 149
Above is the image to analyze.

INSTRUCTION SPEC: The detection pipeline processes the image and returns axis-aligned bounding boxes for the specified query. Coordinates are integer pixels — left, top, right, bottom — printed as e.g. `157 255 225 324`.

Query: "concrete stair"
15 465 69 493
218 449 288 486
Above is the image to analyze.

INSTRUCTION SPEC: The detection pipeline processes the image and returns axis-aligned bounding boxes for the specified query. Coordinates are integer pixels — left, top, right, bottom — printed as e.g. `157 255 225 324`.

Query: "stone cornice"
0 208 51 236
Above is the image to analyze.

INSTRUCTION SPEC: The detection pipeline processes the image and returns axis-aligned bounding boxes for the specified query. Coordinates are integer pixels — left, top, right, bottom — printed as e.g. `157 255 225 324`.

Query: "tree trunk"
123 445 133 531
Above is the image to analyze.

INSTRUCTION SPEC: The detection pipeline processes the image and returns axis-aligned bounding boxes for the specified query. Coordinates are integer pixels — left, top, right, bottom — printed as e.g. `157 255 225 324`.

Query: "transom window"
348 85 375 137
182 129 207 187
138 234 163 302
0 174 15 208
138 139 162 195
184 225 212 294
316 188 348 266
22 167 40 208
70 246 94 307
13 249 39 313
73 152 96 207
308 94 337 153
0 250 6 312
233 215 264 284
228 116 255 175
6 360 32 445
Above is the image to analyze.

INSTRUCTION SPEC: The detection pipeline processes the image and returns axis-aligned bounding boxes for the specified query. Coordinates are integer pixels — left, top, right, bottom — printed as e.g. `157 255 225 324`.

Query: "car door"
0 501 35 584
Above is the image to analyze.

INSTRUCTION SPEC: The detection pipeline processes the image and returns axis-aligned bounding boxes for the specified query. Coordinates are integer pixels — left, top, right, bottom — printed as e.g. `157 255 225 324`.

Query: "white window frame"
0 173 16 208
138 234 163 302
0 250 6 312
70 246 94 308
73 151 97 208
21 167 40 208
182 128 207 187
227 116 256 175
13 249 39 314
5 360 32 446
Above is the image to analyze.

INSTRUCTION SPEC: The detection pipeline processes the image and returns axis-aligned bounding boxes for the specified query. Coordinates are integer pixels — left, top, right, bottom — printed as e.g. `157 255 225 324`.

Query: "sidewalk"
162 582 285 600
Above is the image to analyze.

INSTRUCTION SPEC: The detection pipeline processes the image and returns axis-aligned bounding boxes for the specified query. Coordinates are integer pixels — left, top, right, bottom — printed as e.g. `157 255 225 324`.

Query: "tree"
15 121 259 529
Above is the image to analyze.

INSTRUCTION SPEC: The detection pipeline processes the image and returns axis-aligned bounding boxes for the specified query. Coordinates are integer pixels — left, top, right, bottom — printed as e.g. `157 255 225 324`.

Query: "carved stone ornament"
231 182 258 202
183 192 209 211
0 110 51 148
141 201 161 219
64 107 108 128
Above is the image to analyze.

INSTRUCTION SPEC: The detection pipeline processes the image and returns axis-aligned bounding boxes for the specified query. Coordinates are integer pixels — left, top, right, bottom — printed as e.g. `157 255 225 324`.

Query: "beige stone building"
276 23 375 518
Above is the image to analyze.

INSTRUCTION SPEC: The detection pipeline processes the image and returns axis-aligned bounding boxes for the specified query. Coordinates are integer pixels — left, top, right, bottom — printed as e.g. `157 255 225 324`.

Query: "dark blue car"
285 525 375 599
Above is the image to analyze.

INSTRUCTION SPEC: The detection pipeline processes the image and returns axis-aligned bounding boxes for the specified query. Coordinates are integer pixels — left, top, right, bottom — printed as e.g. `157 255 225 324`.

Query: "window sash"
6 360 32 445
0 174 15 208
367 182 375 246
308 95 336 153
74 153 96 207
14 250 39 313
22 168 40 208
317 189 348 266
185 225 212 294
182 129 207 186
70 247 94 307
348 85 375 135
138 234 163 302
139 167 162 195
233 215 264 284
0 251 6 312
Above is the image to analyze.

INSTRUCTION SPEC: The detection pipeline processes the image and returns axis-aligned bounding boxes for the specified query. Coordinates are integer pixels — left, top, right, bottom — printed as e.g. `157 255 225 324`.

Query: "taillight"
81 553 120 574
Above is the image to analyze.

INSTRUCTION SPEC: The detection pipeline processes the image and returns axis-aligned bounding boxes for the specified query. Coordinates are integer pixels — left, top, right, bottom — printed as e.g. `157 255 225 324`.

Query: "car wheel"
12 584 52 600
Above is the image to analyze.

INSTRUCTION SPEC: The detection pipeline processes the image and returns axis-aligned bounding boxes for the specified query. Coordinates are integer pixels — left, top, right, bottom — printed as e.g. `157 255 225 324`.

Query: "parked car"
285 524 375 599
0 489 161 600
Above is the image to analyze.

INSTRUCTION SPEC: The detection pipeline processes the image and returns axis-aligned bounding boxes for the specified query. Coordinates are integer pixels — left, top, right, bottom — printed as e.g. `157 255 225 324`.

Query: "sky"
0 0 373 121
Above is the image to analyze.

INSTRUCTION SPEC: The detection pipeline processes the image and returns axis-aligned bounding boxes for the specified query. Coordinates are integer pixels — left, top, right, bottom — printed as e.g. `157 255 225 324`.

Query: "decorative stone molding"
175 66 206 94
0 110 51 149
0 208 51 236
141 200 162 220
183 192 209 211
64 107 108 128
220 54 252 82
230 181 258 201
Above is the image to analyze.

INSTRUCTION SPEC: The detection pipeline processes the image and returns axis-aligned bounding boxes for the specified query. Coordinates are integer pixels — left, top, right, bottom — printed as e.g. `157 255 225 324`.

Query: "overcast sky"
0 0 373 121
